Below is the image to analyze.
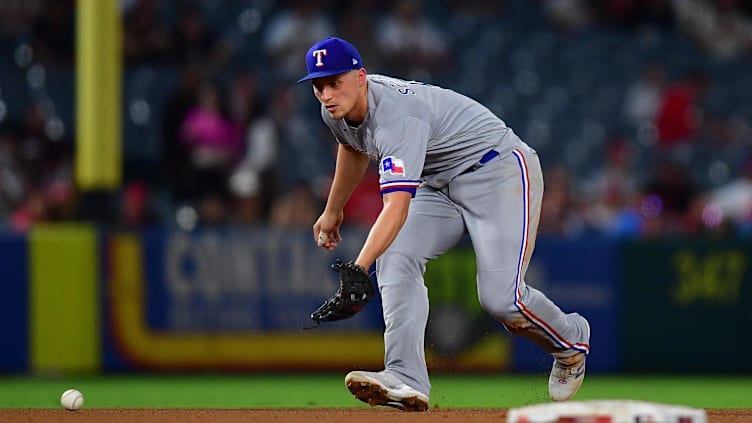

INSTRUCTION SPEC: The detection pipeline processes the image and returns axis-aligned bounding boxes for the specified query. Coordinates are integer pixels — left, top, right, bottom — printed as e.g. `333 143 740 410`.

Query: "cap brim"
297 68 355 83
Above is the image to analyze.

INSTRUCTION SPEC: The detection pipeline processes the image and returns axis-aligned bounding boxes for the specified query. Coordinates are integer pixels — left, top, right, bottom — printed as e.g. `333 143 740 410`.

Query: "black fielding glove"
305 259 375 328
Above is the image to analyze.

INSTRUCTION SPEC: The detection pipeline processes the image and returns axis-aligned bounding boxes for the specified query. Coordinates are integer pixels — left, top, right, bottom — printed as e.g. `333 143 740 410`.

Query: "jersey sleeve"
375 116 428 197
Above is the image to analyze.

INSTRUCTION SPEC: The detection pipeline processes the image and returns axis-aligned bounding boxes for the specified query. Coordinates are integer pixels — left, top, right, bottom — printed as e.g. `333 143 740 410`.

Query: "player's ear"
357 68 367 86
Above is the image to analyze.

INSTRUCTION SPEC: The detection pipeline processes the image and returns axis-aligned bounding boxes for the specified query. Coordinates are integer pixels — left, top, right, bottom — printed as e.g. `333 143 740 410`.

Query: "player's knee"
478 298 531 334
478 295 519 322
477 270 521 321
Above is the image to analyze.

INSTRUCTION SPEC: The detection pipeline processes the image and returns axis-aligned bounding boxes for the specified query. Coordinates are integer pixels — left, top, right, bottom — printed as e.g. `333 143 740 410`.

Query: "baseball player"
300 37 590 411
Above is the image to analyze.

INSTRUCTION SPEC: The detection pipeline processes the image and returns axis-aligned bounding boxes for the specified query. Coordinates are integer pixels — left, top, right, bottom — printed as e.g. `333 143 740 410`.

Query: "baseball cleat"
549 318 590 402
345 370 429 412
548 353 587 401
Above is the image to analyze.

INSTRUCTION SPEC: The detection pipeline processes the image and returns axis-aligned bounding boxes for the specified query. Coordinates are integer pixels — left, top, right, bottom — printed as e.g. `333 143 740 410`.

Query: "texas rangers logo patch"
381 156 405 176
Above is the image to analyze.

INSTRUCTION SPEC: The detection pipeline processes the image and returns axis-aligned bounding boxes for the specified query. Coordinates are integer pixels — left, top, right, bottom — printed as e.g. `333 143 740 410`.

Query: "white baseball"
317 231 328 246
61 388 84 411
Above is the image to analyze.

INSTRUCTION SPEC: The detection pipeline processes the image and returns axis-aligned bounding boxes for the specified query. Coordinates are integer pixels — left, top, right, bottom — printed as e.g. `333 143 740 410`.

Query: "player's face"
312 69 367 122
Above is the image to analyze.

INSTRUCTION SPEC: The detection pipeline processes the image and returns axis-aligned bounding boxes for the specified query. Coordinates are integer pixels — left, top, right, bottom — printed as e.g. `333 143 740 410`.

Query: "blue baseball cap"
297 37 363 83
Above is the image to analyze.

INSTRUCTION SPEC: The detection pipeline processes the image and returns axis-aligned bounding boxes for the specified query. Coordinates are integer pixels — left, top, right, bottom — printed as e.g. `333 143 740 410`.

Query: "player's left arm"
354 190 412 270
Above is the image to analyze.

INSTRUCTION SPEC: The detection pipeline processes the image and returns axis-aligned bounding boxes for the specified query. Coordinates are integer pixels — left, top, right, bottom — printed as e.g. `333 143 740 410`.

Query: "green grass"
0 374 750 409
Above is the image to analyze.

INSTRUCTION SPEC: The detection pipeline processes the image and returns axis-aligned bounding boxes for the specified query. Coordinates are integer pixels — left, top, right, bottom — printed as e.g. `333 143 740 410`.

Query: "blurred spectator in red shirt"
654 69 709 147
120 181 158 229
10 188 47 232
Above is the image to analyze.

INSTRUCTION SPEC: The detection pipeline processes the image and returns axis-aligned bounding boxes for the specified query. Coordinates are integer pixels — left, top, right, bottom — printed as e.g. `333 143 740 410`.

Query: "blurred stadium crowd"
0 0 751 237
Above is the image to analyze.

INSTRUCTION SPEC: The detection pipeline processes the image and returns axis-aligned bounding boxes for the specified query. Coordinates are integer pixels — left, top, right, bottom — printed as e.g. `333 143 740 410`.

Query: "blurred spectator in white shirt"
710 154 752 229
671 0 752 60
623 62 666 127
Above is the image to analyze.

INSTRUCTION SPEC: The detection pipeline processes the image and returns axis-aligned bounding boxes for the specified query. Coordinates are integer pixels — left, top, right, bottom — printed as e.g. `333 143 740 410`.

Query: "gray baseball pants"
375 142 590 396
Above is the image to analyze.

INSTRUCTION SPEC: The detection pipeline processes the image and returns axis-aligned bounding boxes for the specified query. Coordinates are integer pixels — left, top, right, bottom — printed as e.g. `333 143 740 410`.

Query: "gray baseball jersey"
321 74 523 192
319 74 590 397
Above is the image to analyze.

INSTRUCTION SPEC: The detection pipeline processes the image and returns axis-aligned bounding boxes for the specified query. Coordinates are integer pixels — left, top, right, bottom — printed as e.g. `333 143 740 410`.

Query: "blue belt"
462 149 500 174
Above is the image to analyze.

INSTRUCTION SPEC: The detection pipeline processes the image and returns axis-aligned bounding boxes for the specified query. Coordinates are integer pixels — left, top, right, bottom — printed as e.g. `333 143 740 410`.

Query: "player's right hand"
316 231 337 249
313 211 343 250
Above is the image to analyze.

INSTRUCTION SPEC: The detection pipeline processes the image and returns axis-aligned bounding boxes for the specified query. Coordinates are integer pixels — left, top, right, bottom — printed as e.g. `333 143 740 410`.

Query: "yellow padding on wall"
30 224 100 373
76 0 121 190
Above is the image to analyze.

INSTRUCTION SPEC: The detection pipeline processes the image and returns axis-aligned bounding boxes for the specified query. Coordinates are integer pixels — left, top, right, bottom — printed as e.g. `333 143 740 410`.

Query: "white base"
507 399 706 423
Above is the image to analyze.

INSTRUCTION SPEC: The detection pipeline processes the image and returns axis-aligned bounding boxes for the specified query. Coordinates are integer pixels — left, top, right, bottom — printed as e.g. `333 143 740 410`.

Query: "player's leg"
453 144 590 358
372 186 465 397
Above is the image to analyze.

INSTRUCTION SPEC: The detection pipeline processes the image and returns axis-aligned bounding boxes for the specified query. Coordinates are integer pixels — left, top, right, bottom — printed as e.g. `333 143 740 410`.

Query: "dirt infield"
1 408 750 422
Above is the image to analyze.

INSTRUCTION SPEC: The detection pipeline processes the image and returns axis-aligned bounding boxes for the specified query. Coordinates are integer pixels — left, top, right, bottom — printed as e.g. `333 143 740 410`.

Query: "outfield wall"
1 225 749 374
